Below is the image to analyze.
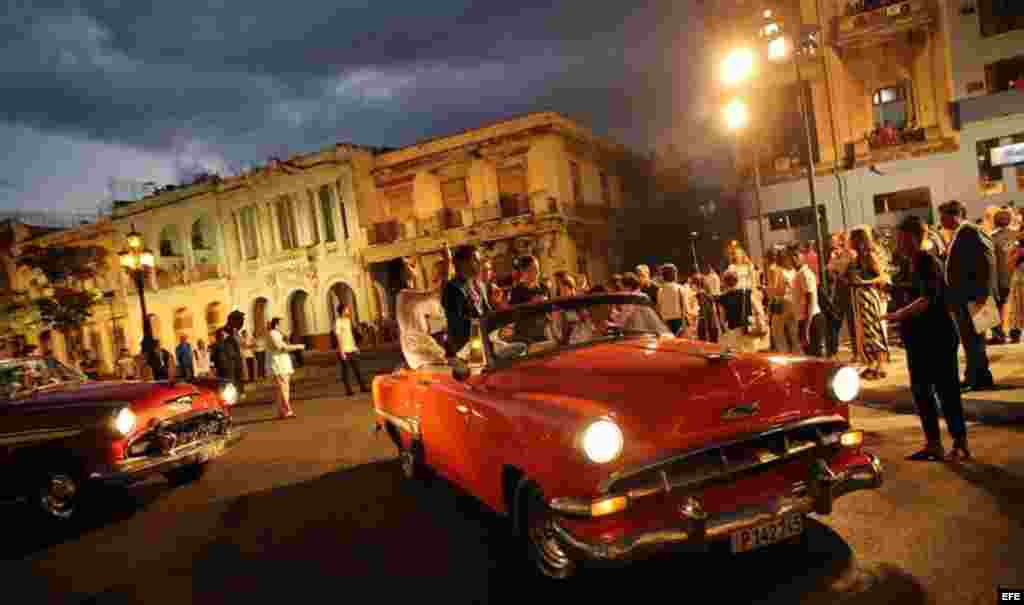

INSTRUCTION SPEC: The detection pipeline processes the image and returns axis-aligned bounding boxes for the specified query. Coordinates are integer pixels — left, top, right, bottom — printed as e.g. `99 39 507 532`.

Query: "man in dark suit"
441 245 490 358
940 200 996 391
221 310 246 394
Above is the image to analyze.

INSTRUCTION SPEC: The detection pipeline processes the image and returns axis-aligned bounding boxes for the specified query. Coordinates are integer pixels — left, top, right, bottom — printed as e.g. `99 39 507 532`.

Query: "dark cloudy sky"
1 1 724 214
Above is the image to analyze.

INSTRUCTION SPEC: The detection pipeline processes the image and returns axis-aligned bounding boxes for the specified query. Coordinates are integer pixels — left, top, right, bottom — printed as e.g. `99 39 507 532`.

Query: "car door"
415 372 471 486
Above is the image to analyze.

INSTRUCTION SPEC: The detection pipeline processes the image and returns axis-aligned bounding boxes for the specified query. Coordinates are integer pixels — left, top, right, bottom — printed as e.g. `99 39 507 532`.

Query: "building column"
266 201 282 252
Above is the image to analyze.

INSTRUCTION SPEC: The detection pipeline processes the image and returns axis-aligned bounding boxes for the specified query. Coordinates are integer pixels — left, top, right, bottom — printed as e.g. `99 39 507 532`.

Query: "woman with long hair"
267 317 305 419
847 227 890 379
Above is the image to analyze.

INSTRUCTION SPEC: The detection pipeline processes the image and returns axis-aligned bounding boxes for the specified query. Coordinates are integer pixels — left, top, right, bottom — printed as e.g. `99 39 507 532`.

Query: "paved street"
2 384 1022 605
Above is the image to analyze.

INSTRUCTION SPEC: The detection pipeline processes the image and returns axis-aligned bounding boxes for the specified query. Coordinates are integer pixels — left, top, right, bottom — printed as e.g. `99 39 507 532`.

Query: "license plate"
730 513 803 553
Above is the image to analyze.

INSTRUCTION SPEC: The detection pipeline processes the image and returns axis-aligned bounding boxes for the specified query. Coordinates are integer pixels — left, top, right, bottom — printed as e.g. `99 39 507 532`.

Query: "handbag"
969 297 1000 334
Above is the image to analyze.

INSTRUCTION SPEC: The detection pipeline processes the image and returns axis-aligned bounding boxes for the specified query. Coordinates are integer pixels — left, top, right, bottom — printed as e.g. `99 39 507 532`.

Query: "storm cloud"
0 0 712 213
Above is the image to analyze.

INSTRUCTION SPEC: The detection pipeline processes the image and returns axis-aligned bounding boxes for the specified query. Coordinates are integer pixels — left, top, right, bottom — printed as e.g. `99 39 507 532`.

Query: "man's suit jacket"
945 222 996 305
220 330 245 389
441 277 491 357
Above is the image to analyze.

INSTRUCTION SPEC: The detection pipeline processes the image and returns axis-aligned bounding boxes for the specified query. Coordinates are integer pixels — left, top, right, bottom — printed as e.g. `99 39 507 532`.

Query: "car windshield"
481 293 671 364
0 357 88 401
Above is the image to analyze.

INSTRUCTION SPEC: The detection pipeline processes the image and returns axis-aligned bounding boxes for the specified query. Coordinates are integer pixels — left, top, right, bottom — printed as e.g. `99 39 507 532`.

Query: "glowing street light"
723 98 750 131
721 48 755 86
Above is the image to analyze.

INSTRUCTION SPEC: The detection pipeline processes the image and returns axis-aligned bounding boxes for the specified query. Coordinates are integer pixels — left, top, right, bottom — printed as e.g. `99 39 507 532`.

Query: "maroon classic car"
0 356 242 521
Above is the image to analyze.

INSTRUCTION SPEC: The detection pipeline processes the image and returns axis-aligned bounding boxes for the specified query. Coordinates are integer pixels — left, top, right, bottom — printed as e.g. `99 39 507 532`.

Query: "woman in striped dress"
847 227 890 379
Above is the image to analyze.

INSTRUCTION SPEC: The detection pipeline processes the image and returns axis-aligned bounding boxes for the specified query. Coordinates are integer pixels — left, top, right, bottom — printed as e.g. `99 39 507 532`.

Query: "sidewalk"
234 344 404 407
854 342 1024 423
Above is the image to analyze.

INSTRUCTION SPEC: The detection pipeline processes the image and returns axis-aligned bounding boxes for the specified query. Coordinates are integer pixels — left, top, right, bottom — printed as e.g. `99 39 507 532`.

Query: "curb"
857 391 1024 424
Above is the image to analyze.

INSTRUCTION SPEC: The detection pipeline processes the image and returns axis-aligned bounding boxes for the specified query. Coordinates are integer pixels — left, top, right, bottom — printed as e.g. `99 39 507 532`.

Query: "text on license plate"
730 513 803 553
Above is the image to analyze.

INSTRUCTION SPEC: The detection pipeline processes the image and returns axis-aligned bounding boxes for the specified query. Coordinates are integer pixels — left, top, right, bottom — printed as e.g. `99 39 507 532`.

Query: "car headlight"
113 407 136 436
828 366 860 403
580 419 623 464
219 382 239 406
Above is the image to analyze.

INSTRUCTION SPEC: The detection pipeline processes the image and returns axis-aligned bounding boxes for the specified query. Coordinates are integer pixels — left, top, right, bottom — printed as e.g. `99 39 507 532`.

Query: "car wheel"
521 481 578 580
37 471 81 522
163 462 208 486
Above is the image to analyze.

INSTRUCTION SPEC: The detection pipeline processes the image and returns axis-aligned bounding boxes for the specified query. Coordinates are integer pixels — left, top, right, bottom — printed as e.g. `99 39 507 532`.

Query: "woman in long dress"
847 227 890 379
267 317 305 419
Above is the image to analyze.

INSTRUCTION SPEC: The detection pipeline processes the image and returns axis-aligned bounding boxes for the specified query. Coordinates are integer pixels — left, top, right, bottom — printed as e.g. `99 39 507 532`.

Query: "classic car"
373 293 882 579
0 356 243 521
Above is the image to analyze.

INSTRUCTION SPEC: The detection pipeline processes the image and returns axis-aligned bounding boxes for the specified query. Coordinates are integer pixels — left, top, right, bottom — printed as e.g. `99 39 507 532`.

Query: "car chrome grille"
126 411 229 458
604 419 847 498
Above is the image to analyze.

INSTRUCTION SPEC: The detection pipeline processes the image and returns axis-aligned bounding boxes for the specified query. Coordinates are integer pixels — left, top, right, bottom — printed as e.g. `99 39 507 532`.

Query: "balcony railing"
955 89 1024 128
833 0 936 49
416 208 464 237
367 220 404 246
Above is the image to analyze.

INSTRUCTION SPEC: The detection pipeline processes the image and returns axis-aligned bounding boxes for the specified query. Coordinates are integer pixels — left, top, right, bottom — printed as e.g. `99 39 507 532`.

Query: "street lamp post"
118 226 158 377
720 23 830 292
790 36 829 293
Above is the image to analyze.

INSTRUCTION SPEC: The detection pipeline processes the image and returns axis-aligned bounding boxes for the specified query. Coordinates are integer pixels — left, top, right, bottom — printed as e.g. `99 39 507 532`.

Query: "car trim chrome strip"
597 414 848 494
374 408 420 437
554 455 883 561
0 427 85 446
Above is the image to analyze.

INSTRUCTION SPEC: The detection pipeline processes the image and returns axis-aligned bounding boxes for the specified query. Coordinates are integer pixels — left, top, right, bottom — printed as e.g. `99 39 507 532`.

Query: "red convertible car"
373 293 882 579
0 356 242 521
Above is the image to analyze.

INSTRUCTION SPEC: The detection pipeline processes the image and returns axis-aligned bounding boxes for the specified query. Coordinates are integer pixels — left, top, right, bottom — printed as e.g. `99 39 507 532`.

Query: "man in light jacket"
940 200 996 391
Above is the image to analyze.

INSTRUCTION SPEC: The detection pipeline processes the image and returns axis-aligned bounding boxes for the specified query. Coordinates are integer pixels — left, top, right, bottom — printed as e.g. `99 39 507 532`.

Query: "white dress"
267 329 301 376
194 349 211 376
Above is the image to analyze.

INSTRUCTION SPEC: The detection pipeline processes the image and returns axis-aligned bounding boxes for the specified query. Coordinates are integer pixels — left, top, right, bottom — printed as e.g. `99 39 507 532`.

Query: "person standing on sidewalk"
240 329 256 383
789 246 826 357
941 200 997 392
335 301 369 396
175 334 195 381
883 215 969 461
267 317 305 419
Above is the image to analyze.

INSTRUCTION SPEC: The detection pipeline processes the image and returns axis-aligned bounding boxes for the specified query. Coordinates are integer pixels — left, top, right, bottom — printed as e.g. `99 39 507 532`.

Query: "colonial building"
359 112 629 318
2 112 640 374
702 0 1015 256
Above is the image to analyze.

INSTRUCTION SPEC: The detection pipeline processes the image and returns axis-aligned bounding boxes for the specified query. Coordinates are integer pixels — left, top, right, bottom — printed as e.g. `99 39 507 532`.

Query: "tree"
15 245 110 352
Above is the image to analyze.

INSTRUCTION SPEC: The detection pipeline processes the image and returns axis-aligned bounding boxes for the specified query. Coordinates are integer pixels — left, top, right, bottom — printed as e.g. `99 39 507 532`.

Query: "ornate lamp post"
118 225 158 376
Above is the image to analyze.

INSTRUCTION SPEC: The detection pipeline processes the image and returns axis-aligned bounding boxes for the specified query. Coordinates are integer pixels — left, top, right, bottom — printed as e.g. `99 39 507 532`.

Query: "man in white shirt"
788 246 825 357
703 266 721 297
656 264 687 335
335 302 369 395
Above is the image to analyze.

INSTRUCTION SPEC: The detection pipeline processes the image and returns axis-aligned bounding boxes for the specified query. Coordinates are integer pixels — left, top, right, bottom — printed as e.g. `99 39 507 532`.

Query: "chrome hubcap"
529 515 570 570
40 474 77 519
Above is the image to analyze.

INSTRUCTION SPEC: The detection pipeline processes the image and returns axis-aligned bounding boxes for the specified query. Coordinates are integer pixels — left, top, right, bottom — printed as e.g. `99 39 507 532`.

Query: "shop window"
979 0 1024 38
985 55 1024 94
873 187 931 214
977 137 1017 196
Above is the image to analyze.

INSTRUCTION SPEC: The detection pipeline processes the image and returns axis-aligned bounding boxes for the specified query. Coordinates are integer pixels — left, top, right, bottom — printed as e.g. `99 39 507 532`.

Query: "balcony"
832 0 936 50
416 208 464 237
367 221 405 246
955 89 1024 128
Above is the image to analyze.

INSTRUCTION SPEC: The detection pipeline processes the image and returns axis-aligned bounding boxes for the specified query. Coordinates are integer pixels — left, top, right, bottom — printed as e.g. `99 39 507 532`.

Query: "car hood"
483 336 840 462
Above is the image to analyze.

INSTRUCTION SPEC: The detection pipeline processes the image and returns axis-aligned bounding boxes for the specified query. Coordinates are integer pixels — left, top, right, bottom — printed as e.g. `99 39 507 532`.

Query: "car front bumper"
551 454 883 562
89 428 244 485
